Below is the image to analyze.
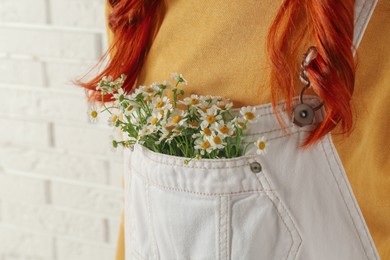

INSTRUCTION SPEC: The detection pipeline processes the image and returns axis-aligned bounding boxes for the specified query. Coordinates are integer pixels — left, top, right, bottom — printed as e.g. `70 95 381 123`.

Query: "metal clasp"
293 46 324 127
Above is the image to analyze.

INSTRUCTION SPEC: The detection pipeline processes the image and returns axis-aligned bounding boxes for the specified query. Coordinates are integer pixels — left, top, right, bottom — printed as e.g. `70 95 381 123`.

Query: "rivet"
250 162 262 173
293 103 315 127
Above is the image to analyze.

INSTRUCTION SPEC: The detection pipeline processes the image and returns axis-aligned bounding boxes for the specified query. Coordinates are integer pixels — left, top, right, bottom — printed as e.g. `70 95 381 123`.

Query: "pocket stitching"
256 171 303 260
132 164 271 196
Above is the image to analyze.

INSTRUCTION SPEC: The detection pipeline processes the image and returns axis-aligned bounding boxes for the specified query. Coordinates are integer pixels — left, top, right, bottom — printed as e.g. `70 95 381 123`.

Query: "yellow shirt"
107 1 390 259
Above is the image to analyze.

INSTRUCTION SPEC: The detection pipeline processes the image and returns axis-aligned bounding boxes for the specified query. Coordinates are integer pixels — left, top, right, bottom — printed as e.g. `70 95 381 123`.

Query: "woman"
79 0 389 259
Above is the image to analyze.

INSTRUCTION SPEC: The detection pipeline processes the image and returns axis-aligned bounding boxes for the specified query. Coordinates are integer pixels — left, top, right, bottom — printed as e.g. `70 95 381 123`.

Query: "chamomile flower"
200 126 213 137
148 110 164 126
187 121 200 129
216 99 233 110
215 122 234 137
134 84 160 97
199 107 222 127
87 104 99 123
139 124 157 137
240 106 258 123
157 128 178 144
255 136 268 155
194 137 214 155
208 133 226 150
123 100 138 116
161 120 178 133
180 94 201 107
108 114 120 127
233 117 247 130
152 96 172 111
113 88 125 100
162 80 171 88
172 72 188 85
168 110 187 127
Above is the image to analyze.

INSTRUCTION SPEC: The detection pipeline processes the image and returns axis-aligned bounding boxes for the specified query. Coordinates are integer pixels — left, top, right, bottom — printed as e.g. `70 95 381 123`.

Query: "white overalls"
123 97 379 259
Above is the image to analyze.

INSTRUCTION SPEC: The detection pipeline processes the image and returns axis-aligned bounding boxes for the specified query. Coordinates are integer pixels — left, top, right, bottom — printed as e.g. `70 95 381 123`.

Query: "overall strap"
353 0 378 52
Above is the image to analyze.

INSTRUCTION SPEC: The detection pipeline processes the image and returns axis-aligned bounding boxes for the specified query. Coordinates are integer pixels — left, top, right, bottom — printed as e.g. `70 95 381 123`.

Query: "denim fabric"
123 97 379 260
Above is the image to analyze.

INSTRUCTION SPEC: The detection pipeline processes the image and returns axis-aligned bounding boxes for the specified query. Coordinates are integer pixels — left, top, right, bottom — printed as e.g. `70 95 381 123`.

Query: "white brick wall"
0 1 123 259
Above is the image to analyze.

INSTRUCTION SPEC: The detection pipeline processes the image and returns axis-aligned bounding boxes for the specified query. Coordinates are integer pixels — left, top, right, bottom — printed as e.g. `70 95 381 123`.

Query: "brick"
109 160 125 188
0 0 47 24
2 201 105 242
50 0 106 29
56 238 115 260
53 123 123 157
36 90 89 123
0 146 108 184
45 60 97 88
0 118 50 148
0 85 112 126
0 86 111 124
0 58 44 86
51 181 122 216
0 26 102 60
0 225 54 260
0 173 47 204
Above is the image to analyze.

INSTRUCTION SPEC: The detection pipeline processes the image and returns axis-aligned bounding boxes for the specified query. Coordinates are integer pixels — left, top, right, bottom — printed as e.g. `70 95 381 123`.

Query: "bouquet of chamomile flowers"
87 73 268 162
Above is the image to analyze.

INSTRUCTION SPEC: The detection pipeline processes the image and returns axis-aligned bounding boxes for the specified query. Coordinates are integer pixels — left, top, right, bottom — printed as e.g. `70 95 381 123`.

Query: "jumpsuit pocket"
126 144 302 260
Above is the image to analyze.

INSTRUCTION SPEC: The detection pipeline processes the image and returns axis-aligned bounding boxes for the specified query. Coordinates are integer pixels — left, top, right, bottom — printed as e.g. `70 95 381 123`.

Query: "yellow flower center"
171 116 182 124
245 112 255 120
213 136 222 145
126 105 134 111
219 125 229 135
111 115 118 123
90 111 98 118
203 128 212 136
258 141 266 150
165 125 175 131
238 122 247 129
218 104 226 109
190 99 200 105
151 117 158 125
189 121 199 127
156 101 165 108
201 140 211 150
145 87 154 93
206 115 216 124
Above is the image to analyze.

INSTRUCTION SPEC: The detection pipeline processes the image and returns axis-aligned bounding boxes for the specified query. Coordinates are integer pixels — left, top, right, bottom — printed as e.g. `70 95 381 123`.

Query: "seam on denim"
244 125 294 137
136 131 308 170
226 195 230 260
140 149 252 169
230 97 320 113
327 135 378 259
132 165 270 196
259 172 301 260
218 196 222 260
220 196 228 259
321 137 372 259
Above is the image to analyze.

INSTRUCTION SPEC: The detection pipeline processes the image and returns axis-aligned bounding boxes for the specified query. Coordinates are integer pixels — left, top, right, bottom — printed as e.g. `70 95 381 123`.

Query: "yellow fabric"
108 1 390 259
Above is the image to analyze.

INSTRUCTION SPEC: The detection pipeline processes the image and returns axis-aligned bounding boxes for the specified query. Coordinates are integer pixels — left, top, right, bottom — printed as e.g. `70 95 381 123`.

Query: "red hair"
77 0 356 147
